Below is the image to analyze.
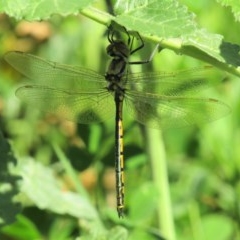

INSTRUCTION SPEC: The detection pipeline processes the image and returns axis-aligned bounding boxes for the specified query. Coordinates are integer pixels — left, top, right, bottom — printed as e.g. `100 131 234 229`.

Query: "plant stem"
81 7 113 26
145 128 176 240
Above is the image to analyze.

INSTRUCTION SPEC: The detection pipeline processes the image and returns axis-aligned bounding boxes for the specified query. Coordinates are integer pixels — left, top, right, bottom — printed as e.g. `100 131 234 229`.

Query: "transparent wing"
125 66 223 96
125 91 230 129
16 85 115 123
4 51 106 90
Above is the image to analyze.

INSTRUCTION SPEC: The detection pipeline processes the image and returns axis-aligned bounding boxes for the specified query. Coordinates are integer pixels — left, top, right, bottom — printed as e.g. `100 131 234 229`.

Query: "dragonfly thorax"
106 73 125 98
105 56 128 80
105 51 127 97
105 39 129 80
105 36 129 100
106 40 130 59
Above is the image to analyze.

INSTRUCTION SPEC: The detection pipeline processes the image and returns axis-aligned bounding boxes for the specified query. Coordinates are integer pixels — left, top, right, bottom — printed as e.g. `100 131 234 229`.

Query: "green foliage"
1 215 42 240
0 0 240 240
217 0 240 22
0 132 21 227
19 157 97 219
114 0 197 37
0 0 95 20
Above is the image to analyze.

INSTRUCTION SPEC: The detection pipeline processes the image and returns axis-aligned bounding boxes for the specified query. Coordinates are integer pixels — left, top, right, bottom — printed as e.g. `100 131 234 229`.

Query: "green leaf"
0 0 95 20
0 131 21 227
182 29 224 62
182 29 240 69
1 215 41 240
217 0 240 22
18 158 98 220
114 0 197 38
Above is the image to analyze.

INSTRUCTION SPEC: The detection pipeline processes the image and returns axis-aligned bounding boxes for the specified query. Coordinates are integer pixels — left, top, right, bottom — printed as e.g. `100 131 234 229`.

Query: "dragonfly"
4 29 230 218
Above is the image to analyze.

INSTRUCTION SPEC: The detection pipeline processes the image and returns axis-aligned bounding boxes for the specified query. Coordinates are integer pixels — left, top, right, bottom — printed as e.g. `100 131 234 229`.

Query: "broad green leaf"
0 0 95 20
182 28 240 68
18 158 98 220
182 29 224 62
217 0 240 22
114 0 197 38
0 131 21 227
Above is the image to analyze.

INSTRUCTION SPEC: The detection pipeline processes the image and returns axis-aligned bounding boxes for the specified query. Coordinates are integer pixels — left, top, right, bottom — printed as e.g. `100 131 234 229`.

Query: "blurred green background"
0 1 240 240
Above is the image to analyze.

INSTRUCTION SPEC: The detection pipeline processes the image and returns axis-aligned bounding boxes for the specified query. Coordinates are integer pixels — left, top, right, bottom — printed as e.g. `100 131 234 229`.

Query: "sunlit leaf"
114 0 197 38
0 0 95 20
19 158 97 220
217 0 240 22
